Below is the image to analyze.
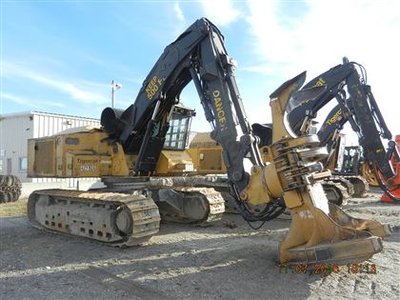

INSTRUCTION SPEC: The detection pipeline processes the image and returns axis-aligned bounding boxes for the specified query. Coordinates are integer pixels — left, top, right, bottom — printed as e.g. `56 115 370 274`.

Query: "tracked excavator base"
102 176 225 225
28 177 226 246
28 189 161 246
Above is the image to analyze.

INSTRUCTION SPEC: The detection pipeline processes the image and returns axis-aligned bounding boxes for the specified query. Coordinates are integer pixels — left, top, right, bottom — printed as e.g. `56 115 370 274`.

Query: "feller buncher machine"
28 18 390 265
286 58 400 203
249 58 400 204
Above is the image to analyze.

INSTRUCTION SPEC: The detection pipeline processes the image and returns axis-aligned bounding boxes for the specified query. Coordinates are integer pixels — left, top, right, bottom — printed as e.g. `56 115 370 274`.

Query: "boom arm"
289 58 398 181
288 61 353 135
101 18 261 193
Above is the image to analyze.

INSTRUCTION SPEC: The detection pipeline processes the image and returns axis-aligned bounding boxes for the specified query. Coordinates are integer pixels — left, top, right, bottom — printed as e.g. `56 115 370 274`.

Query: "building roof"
0 110 99 121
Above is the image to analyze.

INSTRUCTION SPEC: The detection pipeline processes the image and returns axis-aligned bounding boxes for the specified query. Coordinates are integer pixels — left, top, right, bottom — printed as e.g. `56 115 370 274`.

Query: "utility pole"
111 80 122 108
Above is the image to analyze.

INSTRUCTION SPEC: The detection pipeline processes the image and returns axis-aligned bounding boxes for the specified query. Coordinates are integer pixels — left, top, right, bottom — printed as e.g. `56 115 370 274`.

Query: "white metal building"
0 111 100 184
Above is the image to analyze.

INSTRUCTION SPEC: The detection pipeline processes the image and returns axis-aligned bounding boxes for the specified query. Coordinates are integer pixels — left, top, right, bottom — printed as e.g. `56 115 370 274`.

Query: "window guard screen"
164 116 191 150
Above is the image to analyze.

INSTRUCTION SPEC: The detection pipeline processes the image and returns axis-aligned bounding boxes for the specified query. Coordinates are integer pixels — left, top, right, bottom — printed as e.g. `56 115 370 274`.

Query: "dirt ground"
0 190 399 300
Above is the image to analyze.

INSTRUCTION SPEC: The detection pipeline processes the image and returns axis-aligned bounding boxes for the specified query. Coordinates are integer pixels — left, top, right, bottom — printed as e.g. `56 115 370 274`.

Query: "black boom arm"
101 18 262 193
289 58 398 180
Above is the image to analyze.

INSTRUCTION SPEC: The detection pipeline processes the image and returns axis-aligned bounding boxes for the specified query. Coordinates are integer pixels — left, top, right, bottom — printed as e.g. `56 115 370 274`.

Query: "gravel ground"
0 190 399 300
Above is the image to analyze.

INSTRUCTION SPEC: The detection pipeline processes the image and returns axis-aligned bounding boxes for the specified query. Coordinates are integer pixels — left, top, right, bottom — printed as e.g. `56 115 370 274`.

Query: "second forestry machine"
287 58 400 203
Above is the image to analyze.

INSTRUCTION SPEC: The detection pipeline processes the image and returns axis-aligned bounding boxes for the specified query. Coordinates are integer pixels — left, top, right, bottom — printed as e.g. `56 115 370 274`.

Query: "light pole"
111 80 122 108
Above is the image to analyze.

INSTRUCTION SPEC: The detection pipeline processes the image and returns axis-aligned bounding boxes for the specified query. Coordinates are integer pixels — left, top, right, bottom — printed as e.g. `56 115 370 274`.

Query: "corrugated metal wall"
0 114 34 181
33 112 99 138
0 111 100 186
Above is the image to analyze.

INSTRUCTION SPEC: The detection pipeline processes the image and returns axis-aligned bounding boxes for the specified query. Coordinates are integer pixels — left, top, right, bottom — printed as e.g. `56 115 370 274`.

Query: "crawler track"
27 189 160 246
103 176 226 225
155 187 225 224
344 175 369 198
322 181 350 206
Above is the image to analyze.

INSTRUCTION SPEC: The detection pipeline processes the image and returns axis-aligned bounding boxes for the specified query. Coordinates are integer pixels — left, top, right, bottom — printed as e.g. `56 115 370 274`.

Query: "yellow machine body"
28 128 128 178
28 127 195 178
156 150 195 175
187 132 226 174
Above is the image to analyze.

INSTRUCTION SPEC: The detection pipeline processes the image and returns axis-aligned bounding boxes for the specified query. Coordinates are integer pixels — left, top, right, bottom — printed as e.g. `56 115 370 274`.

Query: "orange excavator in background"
380 135 400 202
323 134 400 204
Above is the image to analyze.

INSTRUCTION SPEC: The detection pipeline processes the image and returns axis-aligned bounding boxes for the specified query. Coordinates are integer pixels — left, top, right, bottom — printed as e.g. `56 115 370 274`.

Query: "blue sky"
2 0 400 139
